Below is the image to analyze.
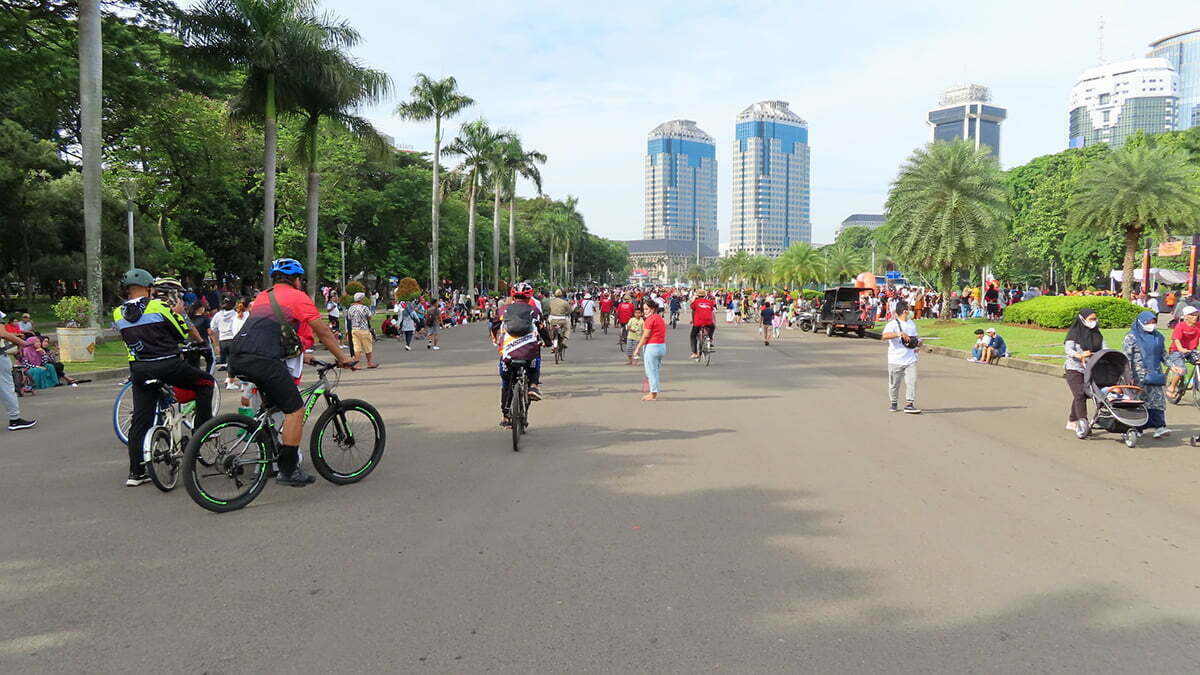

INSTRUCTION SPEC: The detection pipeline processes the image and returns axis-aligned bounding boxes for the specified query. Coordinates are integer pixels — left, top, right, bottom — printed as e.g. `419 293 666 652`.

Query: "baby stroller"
1083 349 1149 448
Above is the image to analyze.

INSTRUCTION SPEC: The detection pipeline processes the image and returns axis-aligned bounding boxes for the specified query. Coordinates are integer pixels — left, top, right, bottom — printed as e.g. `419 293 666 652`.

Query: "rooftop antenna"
1097 15 1105 65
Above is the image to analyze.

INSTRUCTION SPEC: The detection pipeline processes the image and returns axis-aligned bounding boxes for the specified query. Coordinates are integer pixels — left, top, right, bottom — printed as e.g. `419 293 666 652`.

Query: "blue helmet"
270 258 305 277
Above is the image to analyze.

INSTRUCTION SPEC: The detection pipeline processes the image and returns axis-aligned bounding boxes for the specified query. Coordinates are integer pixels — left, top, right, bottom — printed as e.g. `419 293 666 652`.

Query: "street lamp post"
427 242 434 296
121 178 137 269
337 222 349 292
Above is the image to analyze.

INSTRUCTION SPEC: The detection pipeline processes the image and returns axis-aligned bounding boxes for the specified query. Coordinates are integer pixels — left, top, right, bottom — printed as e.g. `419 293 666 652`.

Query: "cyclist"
689 291 717 359
226 258 354 487
1167 305 1200 397
580 293 597 335
496 282 551 427
669 293 682 328
114 268 215 487
546 289 573 351
598 292 614 332
615 294 636 347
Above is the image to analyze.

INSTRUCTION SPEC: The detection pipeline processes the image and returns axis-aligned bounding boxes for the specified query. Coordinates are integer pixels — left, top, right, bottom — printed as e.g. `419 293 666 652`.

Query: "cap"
985 327 997 334
1183 306 1199 316
354 292 366 302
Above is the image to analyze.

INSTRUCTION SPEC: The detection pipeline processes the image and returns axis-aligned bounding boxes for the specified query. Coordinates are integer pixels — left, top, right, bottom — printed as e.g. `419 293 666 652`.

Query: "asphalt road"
4 317 1200 672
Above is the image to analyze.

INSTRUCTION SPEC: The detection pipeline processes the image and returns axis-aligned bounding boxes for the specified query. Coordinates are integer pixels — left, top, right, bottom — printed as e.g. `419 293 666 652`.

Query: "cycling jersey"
616 302 635 324
599 298 614 313
690 298 716 326
113 297 190 361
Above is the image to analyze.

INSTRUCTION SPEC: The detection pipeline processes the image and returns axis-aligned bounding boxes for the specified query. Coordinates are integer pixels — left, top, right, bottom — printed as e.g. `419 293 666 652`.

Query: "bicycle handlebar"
310 359 357 375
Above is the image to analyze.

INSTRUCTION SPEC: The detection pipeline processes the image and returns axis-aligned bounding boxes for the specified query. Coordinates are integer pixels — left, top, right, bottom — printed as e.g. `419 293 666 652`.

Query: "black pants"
690 324 715 354
1065 369 1088 423
128 357 215 474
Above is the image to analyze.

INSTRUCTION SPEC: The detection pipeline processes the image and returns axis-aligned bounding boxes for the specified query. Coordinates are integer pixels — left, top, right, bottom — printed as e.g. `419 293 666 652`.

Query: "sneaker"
528 386 543 401
7 418 36 431
125 471 150 487
500 417 512 428
226 383 240 390
405 345 411 351
888 402 898 412
1066 422 1077 431
1075 420 1091 439
902 403 921 414
275 467 317 487
432 346 440 350
1153 427 1173 439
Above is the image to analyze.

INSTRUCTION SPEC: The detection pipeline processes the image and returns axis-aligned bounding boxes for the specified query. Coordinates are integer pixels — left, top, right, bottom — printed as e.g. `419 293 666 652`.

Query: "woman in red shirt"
635 299 667 401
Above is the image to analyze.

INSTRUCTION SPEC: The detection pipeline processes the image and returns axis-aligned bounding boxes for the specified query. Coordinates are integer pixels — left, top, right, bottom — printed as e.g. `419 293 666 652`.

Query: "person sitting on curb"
970 328 989 362
982 327 1007 363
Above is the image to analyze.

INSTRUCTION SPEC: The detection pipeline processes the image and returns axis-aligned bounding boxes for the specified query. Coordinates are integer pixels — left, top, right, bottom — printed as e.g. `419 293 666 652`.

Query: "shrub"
52 296 92 327
1002 295 1142 329
345 280 366 295
394 277 421 302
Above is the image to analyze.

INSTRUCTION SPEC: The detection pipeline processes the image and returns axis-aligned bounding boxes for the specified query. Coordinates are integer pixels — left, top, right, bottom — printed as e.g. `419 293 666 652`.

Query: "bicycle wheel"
703 340 712 367
511 380 525 452
310 399 386 485
1171 381 1186 405
146 426 179 492
113 380 134 445
1190 376 1200 410
182 414 271 513
553 344 561 364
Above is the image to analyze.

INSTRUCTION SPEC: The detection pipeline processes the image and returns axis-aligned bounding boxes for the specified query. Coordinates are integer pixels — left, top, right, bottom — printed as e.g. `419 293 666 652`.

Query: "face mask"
1083 319 1098 329
1143 323 1157 333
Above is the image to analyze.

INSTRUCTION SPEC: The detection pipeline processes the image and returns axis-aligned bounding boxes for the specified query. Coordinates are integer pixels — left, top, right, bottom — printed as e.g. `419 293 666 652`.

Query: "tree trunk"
305 162 320 301
431 117 441 298
940 267 953 319
262 74 277 287
1122 226 1140 301
492 184 501 290
79 0 103 327
466 177 477 299
549 240 555 287
508 194 517 282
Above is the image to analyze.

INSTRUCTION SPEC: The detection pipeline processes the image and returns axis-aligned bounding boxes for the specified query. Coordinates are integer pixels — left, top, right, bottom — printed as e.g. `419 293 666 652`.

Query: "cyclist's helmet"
120 268 154 289
511 281 534 299
270 258 305 277
152 276 184 291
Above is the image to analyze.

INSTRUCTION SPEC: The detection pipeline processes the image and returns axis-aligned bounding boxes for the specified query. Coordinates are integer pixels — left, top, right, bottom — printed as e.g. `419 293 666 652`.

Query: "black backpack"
504 302 534 336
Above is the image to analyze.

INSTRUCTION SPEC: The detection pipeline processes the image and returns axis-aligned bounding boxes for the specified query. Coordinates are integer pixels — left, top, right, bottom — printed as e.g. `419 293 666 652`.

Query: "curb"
865 331 1063 378
66 367 129 383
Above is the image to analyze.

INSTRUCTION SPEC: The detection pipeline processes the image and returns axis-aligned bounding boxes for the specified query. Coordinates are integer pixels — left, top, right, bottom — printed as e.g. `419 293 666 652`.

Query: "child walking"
625 307 645 365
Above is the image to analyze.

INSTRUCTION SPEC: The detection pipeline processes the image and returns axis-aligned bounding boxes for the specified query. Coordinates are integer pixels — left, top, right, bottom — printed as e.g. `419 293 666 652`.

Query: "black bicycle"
670 310 679 329
583 317 594 340
550 325 567 364
181 360 384 513
697 326 714 367
507 359 532 451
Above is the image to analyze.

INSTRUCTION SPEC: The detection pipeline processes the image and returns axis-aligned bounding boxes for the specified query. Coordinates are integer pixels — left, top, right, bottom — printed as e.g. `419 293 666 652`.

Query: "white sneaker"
432 346 440 350
1066 422 1077 431
405 345 411 351
1153 427 1173 439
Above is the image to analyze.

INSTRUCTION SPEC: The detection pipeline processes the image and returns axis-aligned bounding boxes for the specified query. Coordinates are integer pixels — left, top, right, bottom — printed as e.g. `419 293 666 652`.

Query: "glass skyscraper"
729 100 811 256
926 84 1006 159
1148 28 1200 129
643 120 718 254
1068 58 1179 149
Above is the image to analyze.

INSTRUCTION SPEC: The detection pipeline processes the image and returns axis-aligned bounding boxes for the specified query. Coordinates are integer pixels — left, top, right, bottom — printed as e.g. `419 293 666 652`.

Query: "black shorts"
229 354 304 414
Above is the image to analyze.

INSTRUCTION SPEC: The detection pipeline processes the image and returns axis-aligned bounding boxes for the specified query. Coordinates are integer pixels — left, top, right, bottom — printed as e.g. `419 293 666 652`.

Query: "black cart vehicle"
816 286 871 338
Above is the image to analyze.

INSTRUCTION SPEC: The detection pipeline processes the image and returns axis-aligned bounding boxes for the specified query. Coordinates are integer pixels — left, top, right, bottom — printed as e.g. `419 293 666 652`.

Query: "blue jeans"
643 343 666 393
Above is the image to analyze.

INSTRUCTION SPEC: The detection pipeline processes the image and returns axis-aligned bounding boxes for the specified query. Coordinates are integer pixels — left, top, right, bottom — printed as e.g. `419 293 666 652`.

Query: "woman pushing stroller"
1122 310 1172 439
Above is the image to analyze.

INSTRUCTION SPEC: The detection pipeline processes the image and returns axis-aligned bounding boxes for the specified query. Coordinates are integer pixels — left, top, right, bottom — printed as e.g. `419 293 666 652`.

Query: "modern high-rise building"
1148 28 1200 129
836 214 886 237
729 100 811 256
1068 58 1179 149
927 84 1007 159
643 120 718 254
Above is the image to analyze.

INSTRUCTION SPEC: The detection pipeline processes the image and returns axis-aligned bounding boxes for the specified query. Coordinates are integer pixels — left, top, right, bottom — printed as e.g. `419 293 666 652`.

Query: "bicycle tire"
511 379 525 451
182 414 271 513
145 427 179 492
1171 383 1185 405
310 399 386 485
113 380 134 444
1191 377 1200 410
703 339 712 367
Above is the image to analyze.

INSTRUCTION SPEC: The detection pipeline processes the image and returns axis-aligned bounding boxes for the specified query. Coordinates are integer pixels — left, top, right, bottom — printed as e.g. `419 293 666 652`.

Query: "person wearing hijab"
1124 310 1171 438
1064 308 1104 436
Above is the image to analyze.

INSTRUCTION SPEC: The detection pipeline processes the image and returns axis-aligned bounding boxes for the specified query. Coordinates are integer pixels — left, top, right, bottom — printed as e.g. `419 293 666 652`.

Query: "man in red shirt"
689 292 717 359
1167 305 1200 397
615 295 636 345
230 258 353 487
599 293 614 332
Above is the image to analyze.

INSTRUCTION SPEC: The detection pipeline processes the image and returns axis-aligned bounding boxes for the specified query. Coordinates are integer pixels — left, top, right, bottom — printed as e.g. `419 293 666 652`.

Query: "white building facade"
643 120 718 254
729 100 811 256
1069 58 1180 149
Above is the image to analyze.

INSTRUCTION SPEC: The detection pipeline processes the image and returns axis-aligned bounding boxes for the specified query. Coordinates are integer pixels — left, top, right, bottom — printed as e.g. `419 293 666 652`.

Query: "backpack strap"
267 288 288 326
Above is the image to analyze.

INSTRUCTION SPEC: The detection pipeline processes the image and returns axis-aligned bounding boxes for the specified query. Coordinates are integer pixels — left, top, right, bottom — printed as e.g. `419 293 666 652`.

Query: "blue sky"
335 0 1198 245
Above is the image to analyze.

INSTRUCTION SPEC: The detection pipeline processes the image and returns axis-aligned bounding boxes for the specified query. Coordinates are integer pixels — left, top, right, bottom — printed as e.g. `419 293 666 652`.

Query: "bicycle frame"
224 370 342 470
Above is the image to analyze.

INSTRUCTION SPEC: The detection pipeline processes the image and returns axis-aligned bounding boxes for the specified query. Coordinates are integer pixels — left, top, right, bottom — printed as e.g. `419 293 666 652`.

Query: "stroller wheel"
1124 430 1139 448
1190 435 1199 448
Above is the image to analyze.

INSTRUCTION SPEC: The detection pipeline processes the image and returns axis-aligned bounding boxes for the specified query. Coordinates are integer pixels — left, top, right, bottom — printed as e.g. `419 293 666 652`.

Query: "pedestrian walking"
346 293 378 368
1064 308 1104 436
880 301 921 413
635 299 667 401
0 330 36 430
1124 310 1171 438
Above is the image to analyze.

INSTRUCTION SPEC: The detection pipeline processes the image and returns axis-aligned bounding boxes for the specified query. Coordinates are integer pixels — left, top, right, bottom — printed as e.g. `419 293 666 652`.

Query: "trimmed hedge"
1002 295 1143 329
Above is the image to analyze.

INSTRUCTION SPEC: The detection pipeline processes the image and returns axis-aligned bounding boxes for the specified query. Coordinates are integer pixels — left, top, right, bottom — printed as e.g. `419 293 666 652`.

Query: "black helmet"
120 268 154 288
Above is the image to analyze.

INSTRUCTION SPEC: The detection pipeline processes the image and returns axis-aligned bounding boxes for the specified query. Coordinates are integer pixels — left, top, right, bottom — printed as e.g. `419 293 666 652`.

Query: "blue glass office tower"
730 101 811 256
927 84 1006 159
1149 28 1200 128
643 120 718 254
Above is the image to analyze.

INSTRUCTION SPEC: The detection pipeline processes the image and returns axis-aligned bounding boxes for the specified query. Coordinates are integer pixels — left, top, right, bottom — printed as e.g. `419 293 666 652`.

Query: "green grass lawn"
882 318 1161 362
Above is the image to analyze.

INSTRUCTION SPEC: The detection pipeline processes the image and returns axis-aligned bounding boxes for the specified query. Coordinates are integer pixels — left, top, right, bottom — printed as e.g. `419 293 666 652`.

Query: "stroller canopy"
1084 349 1129 388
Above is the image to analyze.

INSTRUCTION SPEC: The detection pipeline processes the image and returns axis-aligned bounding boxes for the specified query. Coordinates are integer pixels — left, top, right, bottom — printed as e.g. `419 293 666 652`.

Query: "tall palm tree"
482 133 518 290
1069 144 1200 300
443 119 503 296
560 196 583 286
396 74 473 298
886 140 1009 316
79 0 103 327
719 250 752 287
497 136 545 281
183 0 360 283
773 242 823 290
820 243 866 286
290 53 391 298
745 256 772 288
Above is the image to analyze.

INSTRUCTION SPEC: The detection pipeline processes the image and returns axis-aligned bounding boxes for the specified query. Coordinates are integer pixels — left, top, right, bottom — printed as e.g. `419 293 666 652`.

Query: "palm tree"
886 140 1009 316
481 132 519 290
442 119 503 297
290 53 391 298
497 136 545 281
183 0 360 283
820 243 866 286
79 0 103 327
773 242 823 289
1069 144 1200 300
718 250 752 287
557 196 584 286
686 263 706 287
746 256 772 288
396 74 474 296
